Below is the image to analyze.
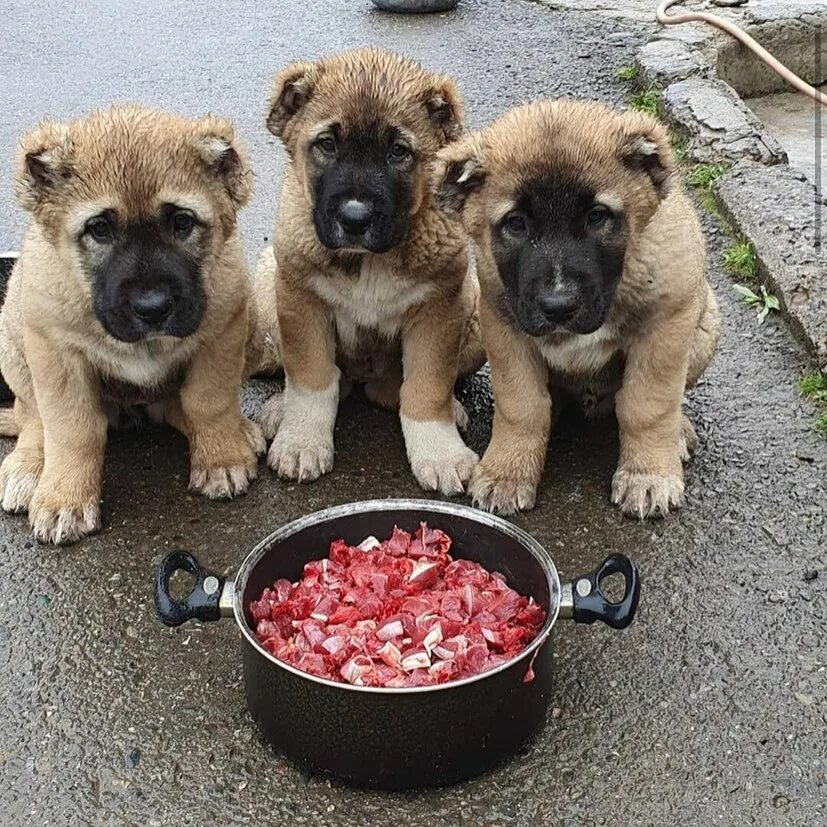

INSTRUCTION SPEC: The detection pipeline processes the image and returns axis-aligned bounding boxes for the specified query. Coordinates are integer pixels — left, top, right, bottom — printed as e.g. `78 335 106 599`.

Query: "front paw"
0 452 42 514
189 417 262 499
29 488 101 546
267 426 334 482
611 468 684 519
402 418 478 496
468 461 537 515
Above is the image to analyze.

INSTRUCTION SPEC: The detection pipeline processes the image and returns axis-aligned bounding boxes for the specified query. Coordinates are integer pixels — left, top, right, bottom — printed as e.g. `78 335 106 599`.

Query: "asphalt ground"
0 1 825 825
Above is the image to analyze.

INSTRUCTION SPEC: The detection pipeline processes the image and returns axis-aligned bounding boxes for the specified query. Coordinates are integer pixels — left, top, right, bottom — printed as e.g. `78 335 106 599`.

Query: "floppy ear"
424 75 463 143
266 60 318 139
14 121 73 213
431 134 485 213
194 116 252 210
619 113 675 195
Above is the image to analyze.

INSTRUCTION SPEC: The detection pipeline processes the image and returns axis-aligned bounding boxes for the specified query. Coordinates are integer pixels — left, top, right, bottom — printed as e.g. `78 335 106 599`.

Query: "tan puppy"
250 48 483 494
0 106 264 544
432 99 720 518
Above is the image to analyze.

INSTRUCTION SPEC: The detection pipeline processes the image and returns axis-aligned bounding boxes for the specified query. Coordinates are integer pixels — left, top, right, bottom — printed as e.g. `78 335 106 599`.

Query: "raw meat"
250 524 546 688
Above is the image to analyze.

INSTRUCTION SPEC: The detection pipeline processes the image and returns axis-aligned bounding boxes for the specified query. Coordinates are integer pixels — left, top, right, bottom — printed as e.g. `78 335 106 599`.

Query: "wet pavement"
1 1 825 826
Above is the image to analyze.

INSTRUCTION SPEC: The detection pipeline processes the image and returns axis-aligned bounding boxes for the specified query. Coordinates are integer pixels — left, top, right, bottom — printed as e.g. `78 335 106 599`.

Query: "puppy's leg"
686 284 721 389
24 333 106 544
266 281 339 482
612 308 698 519
469 299 550 514
177 309 265 499
0 397 44 513
399 297 478 497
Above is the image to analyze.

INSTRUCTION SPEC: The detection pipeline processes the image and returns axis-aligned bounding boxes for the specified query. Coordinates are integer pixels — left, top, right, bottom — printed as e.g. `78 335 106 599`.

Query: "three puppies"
0 106 264 544
249 48 483 495
0 57 720 545
433 99 719 519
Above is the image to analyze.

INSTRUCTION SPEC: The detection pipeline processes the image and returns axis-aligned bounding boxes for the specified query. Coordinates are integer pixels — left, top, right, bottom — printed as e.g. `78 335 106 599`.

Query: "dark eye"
389 142 410 161
172 210 195 238
317 136 336 155
86 216 113 244
503 212 528 237
587 206 611 228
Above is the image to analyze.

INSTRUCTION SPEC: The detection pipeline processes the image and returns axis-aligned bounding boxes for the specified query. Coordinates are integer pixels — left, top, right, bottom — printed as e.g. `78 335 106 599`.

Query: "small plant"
630 88 662 119
617 65 638 81
723 241 758 282
671 132 689 164
796 371 827 404
685 163 727 191
796 371 827 437
733 283 779 323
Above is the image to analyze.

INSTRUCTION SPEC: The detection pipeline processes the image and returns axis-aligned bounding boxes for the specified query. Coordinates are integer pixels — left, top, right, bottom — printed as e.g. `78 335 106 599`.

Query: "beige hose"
656 0 827 107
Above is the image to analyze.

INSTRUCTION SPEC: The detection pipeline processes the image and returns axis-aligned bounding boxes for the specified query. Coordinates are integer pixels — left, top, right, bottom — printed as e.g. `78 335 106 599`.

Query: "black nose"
130 289 173 325
536 290 578 323
338 199 374 235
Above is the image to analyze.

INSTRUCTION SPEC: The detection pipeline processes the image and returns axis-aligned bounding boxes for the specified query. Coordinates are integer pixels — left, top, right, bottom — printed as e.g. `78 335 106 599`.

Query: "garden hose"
656 0 827 107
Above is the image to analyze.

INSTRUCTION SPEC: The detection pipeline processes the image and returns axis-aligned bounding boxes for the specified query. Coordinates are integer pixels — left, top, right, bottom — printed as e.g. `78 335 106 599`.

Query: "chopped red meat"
250 524 546 688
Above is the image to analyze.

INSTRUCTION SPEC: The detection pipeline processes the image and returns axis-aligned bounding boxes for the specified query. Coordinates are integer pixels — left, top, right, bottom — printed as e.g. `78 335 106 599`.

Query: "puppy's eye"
86 216 113 244
587 206 611 228
172 210 195 238
503 212 528 237
317 136 336 155
389 142 410 161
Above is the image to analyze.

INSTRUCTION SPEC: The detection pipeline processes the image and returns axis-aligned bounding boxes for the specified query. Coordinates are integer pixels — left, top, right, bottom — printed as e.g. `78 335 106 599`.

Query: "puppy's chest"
310 260 433 354
88 339 195 404
539 326 621 380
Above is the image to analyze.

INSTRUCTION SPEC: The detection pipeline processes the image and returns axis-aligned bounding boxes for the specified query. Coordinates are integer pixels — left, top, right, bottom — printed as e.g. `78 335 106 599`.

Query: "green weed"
723 241 758 282
732 283 779 323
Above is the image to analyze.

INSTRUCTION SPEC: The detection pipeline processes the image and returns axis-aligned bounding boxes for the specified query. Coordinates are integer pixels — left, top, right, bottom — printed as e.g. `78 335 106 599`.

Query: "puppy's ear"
15 121 73 213
267 61 318 139
619 112 676 195
424 75 463 143
431 134 485 213
194 117 252 210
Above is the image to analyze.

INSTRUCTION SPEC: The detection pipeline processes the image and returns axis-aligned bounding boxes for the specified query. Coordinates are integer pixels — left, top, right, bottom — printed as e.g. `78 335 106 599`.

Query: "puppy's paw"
189 416 262 499
611 469 684 520
679 415 699 463
0 450 44 513
257 392 284 441
29 496 101 545
452 397 470 433
468 463 537 515
401 418 477 496
189 465 256 499
267 427 334 482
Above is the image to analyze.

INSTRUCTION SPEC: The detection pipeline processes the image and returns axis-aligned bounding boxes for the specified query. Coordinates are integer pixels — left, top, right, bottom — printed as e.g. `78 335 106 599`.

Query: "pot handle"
559 554 640 629
154 550 228 627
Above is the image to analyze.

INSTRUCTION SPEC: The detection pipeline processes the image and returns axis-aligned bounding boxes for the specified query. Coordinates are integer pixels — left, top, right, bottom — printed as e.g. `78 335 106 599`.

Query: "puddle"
745 85 826 191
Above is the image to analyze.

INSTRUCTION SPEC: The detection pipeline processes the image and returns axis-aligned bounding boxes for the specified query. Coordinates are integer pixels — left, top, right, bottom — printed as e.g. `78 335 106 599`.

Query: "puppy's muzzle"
535 289 578 325
337 198 375 239
129 287 174 328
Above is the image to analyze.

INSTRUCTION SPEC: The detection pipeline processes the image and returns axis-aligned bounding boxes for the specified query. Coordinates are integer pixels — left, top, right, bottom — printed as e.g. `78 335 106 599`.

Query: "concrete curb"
714 163 827 370
636 5 826 369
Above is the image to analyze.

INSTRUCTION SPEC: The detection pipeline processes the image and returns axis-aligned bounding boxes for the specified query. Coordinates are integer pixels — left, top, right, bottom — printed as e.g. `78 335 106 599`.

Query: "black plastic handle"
154 551 225 627
569 553 640 629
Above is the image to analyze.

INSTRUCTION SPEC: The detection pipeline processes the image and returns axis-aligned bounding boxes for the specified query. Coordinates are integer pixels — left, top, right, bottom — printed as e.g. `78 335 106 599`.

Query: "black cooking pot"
154 499 640 788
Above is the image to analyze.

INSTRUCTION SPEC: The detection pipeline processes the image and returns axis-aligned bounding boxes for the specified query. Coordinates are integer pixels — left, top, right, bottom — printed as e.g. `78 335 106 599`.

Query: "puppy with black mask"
248 48 484 495
0 106 264 544
433 99 720 519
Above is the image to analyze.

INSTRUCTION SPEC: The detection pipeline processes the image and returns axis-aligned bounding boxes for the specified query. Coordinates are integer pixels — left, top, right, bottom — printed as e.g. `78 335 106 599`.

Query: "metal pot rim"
231 498 562 695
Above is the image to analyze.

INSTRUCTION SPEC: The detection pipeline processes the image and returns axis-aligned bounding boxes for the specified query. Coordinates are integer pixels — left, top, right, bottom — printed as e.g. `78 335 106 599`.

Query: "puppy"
0 106 264 544
250 48 484 494
432 99 720 518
